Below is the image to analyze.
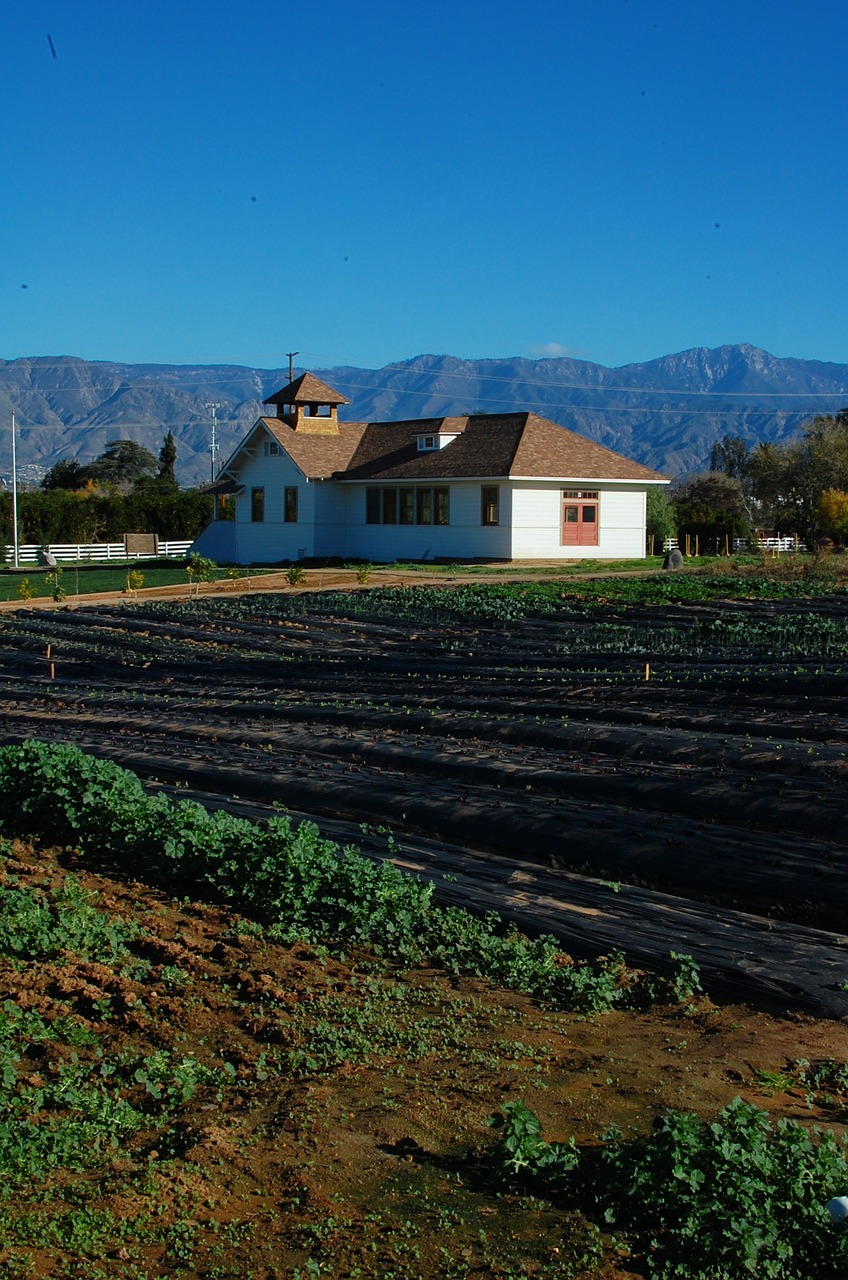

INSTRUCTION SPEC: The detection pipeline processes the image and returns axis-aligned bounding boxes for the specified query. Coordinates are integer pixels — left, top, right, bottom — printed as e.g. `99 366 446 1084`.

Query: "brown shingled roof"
263 372 351 407
337 413 666 483
261 418 366 478
511 413 665 482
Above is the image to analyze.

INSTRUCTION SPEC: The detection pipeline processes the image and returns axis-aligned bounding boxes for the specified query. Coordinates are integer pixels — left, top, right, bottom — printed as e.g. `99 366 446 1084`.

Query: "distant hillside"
2 345 847 488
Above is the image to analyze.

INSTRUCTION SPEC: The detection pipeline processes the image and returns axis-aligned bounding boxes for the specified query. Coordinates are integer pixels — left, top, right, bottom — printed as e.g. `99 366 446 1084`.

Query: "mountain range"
2 345 847 488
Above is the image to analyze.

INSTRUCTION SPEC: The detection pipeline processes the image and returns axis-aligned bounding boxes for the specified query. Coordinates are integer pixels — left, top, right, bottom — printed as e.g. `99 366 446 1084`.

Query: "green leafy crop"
490 1097 848 1279
0 741 700 1017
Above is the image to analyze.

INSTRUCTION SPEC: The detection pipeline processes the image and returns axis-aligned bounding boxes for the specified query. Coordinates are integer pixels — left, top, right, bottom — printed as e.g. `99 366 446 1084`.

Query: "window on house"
366 489 381 524
416 488 433 525
382 488 398 524
399 489 414 524
263 441 280 456
434 487 450 526
251 487 265 522
284 486 298 523
481 485 500 526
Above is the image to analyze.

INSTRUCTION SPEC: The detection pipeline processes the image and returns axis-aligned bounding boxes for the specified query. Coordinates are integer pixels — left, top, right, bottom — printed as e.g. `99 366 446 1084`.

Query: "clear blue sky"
4 0 847 372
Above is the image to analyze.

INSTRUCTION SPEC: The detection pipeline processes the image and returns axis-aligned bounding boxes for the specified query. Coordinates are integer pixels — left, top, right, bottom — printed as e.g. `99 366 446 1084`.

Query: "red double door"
561 493 598 546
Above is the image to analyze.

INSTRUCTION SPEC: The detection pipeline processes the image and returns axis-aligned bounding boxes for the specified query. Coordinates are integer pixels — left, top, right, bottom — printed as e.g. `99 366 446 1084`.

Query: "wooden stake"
644 663 651 681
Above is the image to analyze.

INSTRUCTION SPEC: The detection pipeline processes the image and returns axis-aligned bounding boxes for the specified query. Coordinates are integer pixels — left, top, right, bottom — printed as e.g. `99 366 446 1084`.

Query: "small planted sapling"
44 567 66 602
185 554 216 596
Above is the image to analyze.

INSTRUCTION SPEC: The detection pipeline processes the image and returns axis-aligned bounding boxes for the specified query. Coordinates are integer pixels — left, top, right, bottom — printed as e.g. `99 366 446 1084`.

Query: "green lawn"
0 561 264 603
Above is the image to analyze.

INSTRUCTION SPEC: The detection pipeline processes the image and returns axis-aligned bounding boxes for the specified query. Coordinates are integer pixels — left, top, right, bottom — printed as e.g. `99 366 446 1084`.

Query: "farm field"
0 569 847 1015
2 567 848 1276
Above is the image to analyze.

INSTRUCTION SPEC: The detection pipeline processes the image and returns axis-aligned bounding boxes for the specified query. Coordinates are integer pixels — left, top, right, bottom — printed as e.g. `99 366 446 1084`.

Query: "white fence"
2 541 192 567
663 536 806 554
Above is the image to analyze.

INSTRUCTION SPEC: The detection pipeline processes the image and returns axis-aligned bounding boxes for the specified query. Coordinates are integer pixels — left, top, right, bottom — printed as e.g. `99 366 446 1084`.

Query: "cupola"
263 372 351 435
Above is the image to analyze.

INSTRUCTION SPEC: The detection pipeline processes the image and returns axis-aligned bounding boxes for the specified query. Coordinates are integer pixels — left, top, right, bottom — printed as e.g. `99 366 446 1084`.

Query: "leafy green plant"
355 564 371 585
44 567 66 602
0 741 699 1017
16 578 35 606
185 554 216 595
125 569 144 595
488 1099 578 1182
0 875 139 961
286 564 306 586
489 1097 848 1280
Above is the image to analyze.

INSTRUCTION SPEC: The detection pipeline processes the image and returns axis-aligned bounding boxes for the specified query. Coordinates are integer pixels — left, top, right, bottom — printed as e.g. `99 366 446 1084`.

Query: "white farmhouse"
191 372 668 564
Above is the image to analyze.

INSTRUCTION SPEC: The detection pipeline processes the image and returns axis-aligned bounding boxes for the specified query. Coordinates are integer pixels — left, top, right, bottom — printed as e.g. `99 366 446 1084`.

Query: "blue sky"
4 0 847 372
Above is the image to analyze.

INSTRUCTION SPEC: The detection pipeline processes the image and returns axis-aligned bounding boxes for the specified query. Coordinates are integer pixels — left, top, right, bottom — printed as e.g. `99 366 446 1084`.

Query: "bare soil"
4 835 848 1279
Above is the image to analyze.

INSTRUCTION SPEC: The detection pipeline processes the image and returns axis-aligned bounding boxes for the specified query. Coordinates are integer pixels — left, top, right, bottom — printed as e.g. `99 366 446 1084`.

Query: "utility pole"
286 351 299 384
205 402 222 483
11 412 19 569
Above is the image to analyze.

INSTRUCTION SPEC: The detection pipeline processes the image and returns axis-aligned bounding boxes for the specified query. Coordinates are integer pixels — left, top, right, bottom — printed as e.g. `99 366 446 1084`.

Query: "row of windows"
366 485 502 527
249 485 605 542
250 485 505 528
366 486 451 526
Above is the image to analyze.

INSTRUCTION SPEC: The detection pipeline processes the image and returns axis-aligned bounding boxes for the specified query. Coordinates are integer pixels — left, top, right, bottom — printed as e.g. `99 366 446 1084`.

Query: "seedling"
185 554 216 595
44 567 66 602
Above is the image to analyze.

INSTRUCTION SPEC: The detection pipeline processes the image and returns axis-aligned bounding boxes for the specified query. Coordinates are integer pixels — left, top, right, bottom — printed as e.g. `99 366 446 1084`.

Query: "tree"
158 431 177 484
125 483 213 538
817 488 848 545
646 486 676 552
41 459 91 491
710 434 750 481
746 410 848 538
7 488 212 545
672 472 749 548
88 440 158 492
186 554 216 595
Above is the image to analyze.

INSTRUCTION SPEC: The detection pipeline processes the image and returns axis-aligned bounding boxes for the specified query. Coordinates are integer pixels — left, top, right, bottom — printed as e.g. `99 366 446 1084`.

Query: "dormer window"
417 432 460 451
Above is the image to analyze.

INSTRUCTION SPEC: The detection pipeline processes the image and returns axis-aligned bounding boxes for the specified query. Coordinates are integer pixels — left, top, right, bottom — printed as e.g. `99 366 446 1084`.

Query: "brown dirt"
4 835 848 1279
